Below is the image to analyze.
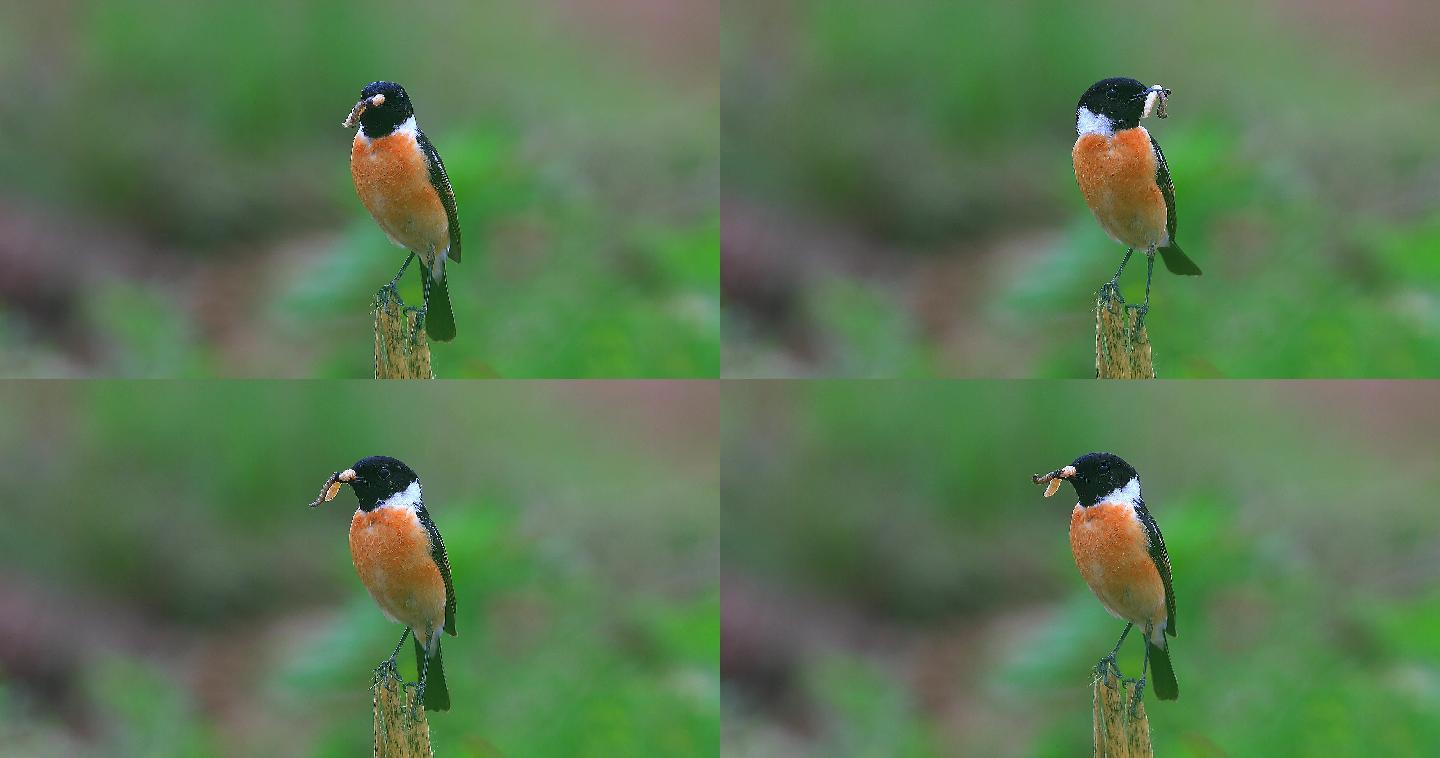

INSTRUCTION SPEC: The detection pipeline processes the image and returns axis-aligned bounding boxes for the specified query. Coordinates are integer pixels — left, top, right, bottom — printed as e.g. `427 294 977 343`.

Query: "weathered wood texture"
1092 666 1153 758
371 662 433 757
1095 295 1154 379
373 287 433 380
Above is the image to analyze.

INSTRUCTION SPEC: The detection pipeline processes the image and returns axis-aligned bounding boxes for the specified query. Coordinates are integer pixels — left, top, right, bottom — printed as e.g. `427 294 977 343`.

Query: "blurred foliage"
0 1 717 377
722 382 1440 755
723 0 1440 377
0 382 718 755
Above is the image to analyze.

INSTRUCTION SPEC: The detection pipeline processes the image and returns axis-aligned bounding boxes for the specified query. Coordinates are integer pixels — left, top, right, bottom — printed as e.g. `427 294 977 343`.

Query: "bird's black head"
341 455 420 511
343 81 415 138
1076 77 1150 134
1036 451 1140 508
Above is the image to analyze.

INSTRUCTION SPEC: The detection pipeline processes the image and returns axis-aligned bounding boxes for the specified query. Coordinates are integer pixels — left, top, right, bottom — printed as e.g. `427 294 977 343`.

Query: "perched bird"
1033 452 1178 705
343 81 462 341
1073 77 1200 324
311 455 457 711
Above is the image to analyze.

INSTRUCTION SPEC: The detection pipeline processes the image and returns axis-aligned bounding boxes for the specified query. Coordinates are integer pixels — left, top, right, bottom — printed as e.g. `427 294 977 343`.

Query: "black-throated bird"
1034 452 1178 706
311 455 456 711
344 81 461 341
1073 77 1200 325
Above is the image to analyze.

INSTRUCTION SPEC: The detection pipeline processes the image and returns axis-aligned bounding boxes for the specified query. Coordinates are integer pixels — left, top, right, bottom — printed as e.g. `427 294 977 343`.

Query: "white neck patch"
1098 477 1142 508
1076 106 1114 138
375 479 422 511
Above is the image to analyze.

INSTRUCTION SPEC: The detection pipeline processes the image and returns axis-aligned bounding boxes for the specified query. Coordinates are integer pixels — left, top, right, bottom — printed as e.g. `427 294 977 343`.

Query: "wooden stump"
372 661 433 757
1092 666 1152 758
373 287 433 379
1094 295 1154 379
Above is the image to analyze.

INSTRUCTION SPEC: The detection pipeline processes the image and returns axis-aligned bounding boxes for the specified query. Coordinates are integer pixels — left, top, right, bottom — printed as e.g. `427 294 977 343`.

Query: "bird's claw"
1095 652 1123 681
403 681 427 720
1127 677 1148 718
403 305 427 341
1095 646 1145 717
1126 303 1150 335
1098 280 1125 308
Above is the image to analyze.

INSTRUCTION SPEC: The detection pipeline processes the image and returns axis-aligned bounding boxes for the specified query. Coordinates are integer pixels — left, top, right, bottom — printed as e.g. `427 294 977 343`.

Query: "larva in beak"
341 93 386 129
1142 85 1170 120
308 468 355 507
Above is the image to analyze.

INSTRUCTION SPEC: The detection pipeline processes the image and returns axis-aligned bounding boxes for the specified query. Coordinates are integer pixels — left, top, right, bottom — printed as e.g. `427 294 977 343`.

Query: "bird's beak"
309 468 359 507
1032 465 1077 497
1141 85 1170 119
341 93 385 129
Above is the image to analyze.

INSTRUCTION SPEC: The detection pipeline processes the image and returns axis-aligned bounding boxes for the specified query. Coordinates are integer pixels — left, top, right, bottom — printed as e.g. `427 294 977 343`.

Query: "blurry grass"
807 277 934 378
88 657 217 756
806 656 937 756
88 282 214 378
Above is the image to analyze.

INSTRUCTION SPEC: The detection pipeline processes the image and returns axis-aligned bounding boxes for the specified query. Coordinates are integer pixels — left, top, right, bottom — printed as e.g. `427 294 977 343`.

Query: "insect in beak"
1141 85 1171 120
1032 465 1077 497
309 468 359 507
342 93 386 129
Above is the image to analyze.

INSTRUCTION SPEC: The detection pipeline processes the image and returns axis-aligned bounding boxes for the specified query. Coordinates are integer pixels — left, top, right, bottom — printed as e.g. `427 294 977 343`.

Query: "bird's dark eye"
380 466 390 478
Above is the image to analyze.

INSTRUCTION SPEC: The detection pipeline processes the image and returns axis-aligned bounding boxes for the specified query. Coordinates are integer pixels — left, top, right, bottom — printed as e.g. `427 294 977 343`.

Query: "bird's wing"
416 129 462 263
1150 133 1178 246
1135 499 1176 637
417 504 457 636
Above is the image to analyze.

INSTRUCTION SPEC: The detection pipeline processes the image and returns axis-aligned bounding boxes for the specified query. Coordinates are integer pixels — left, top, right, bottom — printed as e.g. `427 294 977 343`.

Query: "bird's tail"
414 635 451 712
420 265 457 342
1158 244 1202 276
1147 639 1179 700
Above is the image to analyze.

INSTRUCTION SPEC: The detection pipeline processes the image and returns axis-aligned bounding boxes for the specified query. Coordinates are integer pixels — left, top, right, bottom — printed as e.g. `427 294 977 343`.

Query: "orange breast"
349 507 447 638
351 131 450 263
1072 127 1168 250
1069 502 1167 633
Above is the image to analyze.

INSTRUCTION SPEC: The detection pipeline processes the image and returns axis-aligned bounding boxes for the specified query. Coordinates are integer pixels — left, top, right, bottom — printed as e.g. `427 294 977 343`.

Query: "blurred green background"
722 382 1440 755
723 0 1440 377
0 381 718 755
0 1 717 377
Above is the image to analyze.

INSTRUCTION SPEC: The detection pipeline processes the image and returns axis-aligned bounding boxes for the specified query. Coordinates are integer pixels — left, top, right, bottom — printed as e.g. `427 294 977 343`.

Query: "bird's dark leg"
1126 248 1157 332
407 648 433 718
386 252 416 295
404 266 432 341
1129 630 1152 717
376 627 411 675
1099 249 1134 305
1095 622 1133 680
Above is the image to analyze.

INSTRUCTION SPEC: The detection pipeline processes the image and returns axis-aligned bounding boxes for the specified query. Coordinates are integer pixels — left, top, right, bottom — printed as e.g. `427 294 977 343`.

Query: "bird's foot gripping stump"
1094 293 1154 379
372 659 433 757
373 285 434 379
1092 664 1152 757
